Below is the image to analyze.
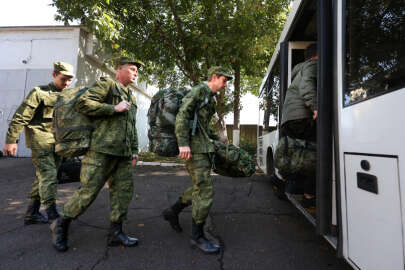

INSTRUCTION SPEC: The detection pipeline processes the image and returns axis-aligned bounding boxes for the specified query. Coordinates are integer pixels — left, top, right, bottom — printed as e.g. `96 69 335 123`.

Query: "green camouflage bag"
213 140 256 177
147 88 188 157
53 87 94 157
274 136 316 179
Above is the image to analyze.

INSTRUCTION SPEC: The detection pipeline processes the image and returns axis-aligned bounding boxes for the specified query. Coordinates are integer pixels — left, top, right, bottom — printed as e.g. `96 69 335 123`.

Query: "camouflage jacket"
76 77 138 157
281 59 317 126
175 82 219 153
6 83 61 149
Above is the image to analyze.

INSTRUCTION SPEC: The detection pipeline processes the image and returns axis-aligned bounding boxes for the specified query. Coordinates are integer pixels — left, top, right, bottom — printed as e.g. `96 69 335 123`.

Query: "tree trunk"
214 89 228 139
233 62 241 146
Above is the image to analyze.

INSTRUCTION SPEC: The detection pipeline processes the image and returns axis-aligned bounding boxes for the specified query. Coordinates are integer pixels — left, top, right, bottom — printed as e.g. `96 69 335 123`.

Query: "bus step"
285 193 316 226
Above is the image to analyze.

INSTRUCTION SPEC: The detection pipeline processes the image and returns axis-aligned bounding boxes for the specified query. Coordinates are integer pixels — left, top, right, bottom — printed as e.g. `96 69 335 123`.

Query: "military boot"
190 220 220 254
24 200 48 225
50 217 72 252
162 199 189 232
45 203 60 222
107 222 138 247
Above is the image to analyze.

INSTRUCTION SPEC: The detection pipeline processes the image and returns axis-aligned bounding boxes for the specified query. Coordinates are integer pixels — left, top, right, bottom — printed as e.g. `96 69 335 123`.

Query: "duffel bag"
274 136 316 179
213 140 255 177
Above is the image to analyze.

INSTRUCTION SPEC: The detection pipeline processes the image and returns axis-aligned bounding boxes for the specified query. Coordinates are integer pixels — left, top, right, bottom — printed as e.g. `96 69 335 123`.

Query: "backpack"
274 136 316 179
212 140 256 177
53 87 94 157
147 88 188 157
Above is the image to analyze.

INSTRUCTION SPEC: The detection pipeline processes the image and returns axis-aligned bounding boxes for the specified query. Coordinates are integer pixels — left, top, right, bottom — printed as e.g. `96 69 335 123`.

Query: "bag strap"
191 93 210 136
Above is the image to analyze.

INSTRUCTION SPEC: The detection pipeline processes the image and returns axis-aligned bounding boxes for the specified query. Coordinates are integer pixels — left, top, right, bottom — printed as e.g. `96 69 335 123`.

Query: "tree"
52 0 288 138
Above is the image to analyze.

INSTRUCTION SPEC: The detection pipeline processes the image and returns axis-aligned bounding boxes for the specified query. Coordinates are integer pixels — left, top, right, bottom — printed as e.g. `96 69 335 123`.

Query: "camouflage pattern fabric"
30 146 61 207
76 77 139 157
175 82 219 154
180 153 213 224
212 140 256 177
274 136 316 179
175 83 221 225
53 87 95 157
5 83 63 207
61 151 133 222
147 88 188 157
5 83 61 148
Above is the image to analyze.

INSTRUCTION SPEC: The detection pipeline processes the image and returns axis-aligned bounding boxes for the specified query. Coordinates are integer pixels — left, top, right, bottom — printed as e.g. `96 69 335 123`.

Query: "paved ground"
0 157 352 270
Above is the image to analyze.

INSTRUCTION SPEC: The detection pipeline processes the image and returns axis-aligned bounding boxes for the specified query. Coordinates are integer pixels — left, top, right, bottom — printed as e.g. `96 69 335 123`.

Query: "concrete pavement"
0 157 351 270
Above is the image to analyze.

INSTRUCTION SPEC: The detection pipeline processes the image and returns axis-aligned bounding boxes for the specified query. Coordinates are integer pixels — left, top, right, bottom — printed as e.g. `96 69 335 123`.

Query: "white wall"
0 27 80 72
0 26 152 156
0 27 81 157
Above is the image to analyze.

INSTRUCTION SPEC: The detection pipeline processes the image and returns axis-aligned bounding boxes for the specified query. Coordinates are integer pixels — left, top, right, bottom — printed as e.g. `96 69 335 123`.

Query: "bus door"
338 0 405 269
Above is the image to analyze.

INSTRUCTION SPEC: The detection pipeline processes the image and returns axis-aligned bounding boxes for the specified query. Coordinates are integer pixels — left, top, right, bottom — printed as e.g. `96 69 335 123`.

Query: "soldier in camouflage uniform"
3 62 74 225
281 43 318 207
163 66 232 254
50 57 142 252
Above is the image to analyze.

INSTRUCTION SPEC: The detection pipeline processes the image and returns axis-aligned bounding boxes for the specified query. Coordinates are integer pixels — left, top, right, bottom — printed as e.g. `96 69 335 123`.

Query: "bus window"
344 0 405 106
261 57 280 131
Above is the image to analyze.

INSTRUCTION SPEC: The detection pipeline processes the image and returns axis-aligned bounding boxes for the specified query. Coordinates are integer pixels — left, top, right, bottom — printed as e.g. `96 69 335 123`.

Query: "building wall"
0 26 152 156
0 27 81 157
226 124 264 146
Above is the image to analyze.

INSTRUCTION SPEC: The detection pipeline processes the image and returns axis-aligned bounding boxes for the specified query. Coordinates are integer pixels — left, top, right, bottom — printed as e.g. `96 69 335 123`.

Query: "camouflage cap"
54 61 74 77
207 66 233 81
115 56 144 69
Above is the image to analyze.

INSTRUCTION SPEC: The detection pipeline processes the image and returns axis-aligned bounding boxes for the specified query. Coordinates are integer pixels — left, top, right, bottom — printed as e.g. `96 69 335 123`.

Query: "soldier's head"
52 61 74 90
115 56 143 87
305 44 318 61
207 66 233 93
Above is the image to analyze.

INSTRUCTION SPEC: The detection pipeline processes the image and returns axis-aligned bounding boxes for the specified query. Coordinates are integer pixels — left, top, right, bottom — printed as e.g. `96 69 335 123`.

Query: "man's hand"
313 110 318 120
3 143 18 156
114 101 131 112
219 137 228 144
132 155 138 166
179 146 192 161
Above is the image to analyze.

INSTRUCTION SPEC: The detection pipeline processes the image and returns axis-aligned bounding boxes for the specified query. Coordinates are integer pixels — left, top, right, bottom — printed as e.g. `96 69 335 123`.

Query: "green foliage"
239 139 257 158
51 0 288 118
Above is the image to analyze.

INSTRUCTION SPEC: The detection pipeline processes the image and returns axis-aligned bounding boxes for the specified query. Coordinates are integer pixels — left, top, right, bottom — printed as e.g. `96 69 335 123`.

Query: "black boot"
24 200 48 225
50 217 71 252
190 220 220 254
162 199 189 232
46 203 60 222
107 222 138 247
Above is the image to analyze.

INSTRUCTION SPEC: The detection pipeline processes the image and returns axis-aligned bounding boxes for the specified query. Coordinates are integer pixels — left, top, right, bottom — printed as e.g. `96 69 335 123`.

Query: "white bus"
257 0 405 269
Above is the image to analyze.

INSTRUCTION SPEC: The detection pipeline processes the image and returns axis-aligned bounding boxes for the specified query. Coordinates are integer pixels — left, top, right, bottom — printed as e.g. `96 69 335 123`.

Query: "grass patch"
138 152 184 163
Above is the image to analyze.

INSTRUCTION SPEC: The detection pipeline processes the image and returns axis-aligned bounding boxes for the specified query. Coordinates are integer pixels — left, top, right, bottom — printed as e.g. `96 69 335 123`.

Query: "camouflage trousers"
61 151 134 222
30 147 61 207
180 153 213 224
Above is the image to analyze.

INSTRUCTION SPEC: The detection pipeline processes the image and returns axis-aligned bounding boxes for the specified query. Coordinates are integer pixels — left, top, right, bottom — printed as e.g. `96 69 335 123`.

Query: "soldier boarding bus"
257 0 405 269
